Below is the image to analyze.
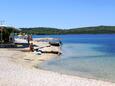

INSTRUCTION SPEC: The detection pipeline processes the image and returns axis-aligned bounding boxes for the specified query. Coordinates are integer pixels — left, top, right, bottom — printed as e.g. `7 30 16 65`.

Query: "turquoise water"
33 34 115 82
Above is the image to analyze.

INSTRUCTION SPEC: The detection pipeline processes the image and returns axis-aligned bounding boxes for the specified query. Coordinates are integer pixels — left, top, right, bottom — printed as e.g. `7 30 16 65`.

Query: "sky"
0 0 115 29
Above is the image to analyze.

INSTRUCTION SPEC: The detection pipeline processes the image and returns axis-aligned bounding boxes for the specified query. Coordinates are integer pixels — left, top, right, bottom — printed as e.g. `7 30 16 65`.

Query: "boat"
49 41 62 46
14 35 29 47
14 38 28 44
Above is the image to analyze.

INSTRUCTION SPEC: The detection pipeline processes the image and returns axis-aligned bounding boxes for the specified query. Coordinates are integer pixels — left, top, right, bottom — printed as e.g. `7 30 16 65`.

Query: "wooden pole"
0 20 4 44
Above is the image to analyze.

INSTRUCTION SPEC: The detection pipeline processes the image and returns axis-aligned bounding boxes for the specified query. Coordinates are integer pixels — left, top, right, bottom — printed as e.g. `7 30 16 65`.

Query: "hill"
20 26 115 34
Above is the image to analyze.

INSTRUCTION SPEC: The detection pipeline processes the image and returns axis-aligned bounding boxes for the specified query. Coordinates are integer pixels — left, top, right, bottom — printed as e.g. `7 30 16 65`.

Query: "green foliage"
0 26 19 43
21 27 64 35
21 26 115 35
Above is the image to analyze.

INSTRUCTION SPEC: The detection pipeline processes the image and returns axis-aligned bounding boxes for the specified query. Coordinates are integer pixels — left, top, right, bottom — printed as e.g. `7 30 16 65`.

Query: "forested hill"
20 26 115 34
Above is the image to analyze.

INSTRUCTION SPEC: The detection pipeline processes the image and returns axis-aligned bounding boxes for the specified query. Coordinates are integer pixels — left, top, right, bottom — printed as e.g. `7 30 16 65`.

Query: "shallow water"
33 34 115 82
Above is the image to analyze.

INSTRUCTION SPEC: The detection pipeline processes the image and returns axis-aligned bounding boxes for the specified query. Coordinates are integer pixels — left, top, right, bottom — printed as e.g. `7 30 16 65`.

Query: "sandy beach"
0 48 115 86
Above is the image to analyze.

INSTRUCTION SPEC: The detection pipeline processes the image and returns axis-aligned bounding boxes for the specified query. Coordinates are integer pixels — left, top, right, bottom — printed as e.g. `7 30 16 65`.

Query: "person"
27 35 33 45
29 43 34 52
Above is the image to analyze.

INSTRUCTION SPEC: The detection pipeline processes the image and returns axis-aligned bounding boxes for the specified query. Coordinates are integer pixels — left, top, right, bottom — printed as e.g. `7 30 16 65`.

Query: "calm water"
33 34 115 82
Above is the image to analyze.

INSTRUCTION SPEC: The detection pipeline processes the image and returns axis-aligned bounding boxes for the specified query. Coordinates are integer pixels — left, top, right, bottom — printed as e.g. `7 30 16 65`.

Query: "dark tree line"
20 26 115 35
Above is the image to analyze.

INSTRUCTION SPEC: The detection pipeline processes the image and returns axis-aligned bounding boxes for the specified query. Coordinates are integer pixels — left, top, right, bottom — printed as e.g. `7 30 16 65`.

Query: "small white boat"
14 38 28 44
14 35 29 44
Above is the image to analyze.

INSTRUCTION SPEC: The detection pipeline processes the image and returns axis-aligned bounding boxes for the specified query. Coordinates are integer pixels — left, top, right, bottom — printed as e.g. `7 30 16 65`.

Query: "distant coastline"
21 26 115 35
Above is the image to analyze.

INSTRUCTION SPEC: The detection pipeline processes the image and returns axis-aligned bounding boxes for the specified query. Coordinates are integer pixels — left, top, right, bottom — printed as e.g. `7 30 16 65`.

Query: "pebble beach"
0 48 115 86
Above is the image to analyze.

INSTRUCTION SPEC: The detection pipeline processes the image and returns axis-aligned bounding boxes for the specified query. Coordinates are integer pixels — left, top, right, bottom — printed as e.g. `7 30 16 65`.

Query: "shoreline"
0 48 115 86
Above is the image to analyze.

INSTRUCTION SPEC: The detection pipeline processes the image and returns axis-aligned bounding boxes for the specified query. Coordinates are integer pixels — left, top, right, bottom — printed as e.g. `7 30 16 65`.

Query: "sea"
33 34 115 82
